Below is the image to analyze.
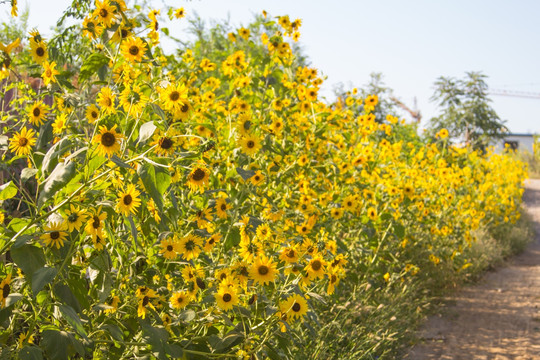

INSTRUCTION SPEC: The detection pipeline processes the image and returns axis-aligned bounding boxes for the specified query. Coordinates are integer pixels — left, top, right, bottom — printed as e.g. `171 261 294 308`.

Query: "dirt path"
405 179 540 360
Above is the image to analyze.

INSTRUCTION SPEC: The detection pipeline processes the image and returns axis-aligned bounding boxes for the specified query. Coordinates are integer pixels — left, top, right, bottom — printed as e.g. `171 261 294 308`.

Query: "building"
492 133 536 153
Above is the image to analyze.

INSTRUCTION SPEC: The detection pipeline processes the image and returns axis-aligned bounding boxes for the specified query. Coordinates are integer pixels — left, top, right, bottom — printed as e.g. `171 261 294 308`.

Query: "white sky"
4 0 540 134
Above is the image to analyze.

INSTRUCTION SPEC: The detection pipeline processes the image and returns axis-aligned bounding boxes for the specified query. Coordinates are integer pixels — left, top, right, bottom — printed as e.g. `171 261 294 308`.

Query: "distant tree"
429 71 507 148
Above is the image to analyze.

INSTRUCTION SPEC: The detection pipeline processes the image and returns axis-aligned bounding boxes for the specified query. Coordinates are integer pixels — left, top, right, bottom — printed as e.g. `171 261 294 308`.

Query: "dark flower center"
68 213 79 222
18 138 28 146
166 245 173 251
311 260 322 271
258 265 269 276
180 104 189 113
142 296 149 306
50 231 60 240
247 140 255 149
123 194 133 205
208 238 215 245
159 137 173 149
101 132 116 147
33 107 41 117
121 29 129 38
36 47 45 57
99 9 108 18
176 296 184 304
184 240 195 251
2 284 10 298
287 250 295 258
91 111 98 119
331 274 337 283
222 293 232 302
196 277 206 290
220 204 227 211
169 91 180 101
92 215 101 229
129 45 139 56
292 303 301 312
192 168 206 181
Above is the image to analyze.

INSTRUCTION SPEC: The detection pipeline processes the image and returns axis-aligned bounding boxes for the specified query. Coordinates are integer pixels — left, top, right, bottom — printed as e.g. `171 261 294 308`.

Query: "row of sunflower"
0 1 527 359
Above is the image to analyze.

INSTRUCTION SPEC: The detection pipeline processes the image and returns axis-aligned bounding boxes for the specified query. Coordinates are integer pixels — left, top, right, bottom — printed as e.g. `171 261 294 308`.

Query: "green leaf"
394 223 405 239
236 167 255 181
224 227 241 251
38 161 77 207
140 320 169 360
87 154 107 177
138 163 164 212
110 154 131 169
138 121 156 144
150 103 167 121
31 267 57 296
21 168 38 183
54 283 81 314
101 323 124 342
8 218 31 233
66 277 91 311
58 304 88 340
79 53 109 83
178 309 196 322
42 137 72 175
18 346 43 360
0 181 17 200
41 330 76 360
11 245 45 280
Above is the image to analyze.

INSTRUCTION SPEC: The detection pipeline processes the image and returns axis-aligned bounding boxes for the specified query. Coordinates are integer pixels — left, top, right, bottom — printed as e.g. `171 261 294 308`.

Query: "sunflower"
93 0 116 28
255 223 272 241
249 256 277 286
120 85 148 117
150 130 177 156
170 291 190 310
279 246 299 263
238 134 261 156
280 294 308 320
305 255 326 280
40 221 68 249
137 293 156 319
330 207 344 220
9 127 36 157
85 207 107 237
30 40 47 64
249 170 265 186
41 61 59 86
93 125 123 157
90 233 106 251
104 295 120 314
160 83 188 112
121 37 146 63
173 7 185 19
215 197 230 219
0 274 11 308
215 285 239 311
367 207 378 221
52 113 67 135
203 234 220 252
64 204 87 232
178 234 203 260
172 101 191 121
82 15 103 40
116 184 141 216
85 104 100 123
159 238 179 260
96 86 116 115
187 164 210 193
28 101 48 126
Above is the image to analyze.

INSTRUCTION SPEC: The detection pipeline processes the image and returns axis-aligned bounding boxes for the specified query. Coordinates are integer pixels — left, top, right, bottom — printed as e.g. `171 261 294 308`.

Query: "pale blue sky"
5 0 540 133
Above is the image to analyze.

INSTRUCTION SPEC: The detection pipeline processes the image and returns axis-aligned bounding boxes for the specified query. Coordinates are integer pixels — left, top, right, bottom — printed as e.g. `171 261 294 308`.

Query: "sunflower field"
0 1 529 359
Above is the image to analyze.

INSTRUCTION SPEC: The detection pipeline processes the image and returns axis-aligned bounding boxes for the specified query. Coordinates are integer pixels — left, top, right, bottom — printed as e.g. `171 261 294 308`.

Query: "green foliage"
429 71 508 148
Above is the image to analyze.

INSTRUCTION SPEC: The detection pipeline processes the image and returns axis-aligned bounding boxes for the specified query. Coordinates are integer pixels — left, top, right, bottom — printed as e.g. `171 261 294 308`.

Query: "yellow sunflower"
280 294 308 320
214 285 239 311
92 125 123 157
150 129 177 156
40 221 68 249
178 234 203 261
93 0 116 28
121 37 147 63
249 256 277 286
28 101 48 126
159 83 188 112
119 85 148 117
173 7 185 19
159 237 179 260
215 197 230 219
9 127 36 157
116 184 141 216
41 60 59 86
305 255 326 280
85 104 100 123
29 40 47 64
0 274 12 308
238 134 261 156
85 207 107 237
187 164 210 193
64 204 87 232
170 291 190 310
96 86 116 115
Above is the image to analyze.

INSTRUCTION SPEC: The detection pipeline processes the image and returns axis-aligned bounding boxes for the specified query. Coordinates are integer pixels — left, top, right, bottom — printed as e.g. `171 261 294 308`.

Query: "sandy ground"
405 179 540 360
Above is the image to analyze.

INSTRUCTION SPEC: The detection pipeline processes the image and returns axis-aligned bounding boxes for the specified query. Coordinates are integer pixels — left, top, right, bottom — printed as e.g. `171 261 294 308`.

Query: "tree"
429 71 507 147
